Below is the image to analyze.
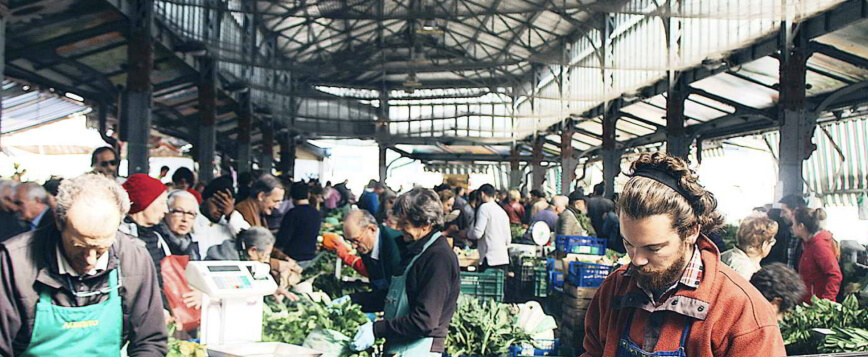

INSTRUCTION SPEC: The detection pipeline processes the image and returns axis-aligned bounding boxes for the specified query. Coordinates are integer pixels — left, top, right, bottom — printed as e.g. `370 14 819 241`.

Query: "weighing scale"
186 261 323 357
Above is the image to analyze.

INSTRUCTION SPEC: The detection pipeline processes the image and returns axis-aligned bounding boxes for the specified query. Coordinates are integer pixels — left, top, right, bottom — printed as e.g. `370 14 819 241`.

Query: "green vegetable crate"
460 269 505 302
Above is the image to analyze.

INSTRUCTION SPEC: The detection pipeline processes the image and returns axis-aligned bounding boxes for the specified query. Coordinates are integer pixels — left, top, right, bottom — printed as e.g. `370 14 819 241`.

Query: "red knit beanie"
123 174 167 214
187 188 203 204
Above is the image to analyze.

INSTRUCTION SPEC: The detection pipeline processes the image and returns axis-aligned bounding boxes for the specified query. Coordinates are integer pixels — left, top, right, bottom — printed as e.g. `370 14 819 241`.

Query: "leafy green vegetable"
445 296 534 356
781 295 868 354
263 297 382 357
166 323 207 357
821 327 868 353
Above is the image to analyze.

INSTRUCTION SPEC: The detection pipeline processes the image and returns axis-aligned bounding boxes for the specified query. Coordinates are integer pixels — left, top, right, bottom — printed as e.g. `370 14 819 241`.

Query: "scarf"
235 197 264 228
155 221 200 260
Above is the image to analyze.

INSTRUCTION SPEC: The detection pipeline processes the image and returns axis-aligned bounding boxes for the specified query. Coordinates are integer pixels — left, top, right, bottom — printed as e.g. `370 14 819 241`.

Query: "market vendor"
582 152 785 356
325 209 404 291
0 174 167 356
346 188 460 356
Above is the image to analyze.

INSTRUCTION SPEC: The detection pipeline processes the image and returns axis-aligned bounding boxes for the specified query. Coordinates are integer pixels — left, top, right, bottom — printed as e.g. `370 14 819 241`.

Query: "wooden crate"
563 283 598 300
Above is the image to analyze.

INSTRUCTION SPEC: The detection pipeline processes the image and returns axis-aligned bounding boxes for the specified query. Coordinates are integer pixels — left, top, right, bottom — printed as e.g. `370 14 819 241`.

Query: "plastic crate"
549 270 564 291
460 269 505 301
555 235 606 256
566 262 610 288
509 339 561 356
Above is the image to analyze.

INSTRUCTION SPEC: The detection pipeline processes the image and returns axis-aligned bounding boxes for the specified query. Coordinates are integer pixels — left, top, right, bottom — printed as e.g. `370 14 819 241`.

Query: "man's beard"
634 242 689 292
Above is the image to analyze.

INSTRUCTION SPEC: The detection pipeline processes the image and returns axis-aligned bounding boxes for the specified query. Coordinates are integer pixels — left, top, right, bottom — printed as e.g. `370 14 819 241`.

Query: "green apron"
382 232 441 356
22 269 123 357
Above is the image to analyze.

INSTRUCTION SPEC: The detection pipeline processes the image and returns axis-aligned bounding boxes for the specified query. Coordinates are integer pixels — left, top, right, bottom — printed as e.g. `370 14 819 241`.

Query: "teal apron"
382 232 441 356
22 269 123 357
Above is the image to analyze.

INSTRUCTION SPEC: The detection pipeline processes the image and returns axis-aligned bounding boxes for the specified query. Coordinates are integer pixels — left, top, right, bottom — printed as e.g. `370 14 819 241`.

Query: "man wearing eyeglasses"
91 147 125 183
0 174 167 356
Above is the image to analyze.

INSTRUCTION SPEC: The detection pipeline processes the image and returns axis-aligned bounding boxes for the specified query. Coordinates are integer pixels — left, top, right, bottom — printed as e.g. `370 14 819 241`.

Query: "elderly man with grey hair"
14 182 50 232
347 187 460 356
0 180 26 241
0 173 167 356
325 209 405 291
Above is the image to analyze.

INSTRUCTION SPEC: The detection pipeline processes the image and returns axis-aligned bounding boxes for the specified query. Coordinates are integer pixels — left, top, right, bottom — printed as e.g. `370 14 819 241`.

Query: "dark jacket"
275 204 323 261
358 191 380 217
205 239 243 261
351 233 460 353
120 218 167 291
360 226 405 290
0 226 167 356
0 210 26 242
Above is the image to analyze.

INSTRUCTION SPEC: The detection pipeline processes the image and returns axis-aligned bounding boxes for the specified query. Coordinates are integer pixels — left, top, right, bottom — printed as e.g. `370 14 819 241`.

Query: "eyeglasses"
169 209 198 220
66 266 123 297
99 160 120 167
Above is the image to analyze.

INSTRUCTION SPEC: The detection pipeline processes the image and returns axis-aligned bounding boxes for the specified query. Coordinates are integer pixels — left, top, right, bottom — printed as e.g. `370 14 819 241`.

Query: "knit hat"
123 174 167 214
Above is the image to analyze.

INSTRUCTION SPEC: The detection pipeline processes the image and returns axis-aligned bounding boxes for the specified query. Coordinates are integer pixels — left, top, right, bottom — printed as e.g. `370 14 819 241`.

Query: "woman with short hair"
721 216 779 279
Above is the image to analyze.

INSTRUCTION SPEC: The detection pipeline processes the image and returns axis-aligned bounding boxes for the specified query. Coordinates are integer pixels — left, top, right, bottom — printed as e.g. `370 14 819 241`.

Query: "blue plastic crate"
555 235 606 256
509 339 561 356
566 261 610 288
549 270 564 291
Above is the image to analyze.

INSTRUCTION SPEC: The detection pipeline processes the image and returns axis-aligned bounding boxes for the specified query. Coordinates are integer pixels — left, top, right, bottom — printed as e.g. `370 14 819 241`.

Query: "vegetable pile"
445 296 535 356
166 323 207 357
781 295 868 354
263 297 382 357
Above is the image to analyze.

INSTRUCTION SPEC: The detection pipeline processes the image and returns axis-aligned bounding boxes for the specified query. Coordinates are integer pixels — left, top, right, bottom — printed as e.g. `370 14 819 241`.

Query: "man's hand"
273 288 300 303
182 290 203 310
215 189 235 218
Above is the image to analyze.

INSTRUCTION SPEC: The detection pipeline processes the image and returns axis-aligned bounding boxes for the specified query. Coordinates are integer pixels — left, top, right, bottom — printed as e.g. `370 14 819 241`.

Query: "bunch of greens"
821 327 868 353
166 324 206 357
263 297 381 356
445 296 534 356
781 295 868 354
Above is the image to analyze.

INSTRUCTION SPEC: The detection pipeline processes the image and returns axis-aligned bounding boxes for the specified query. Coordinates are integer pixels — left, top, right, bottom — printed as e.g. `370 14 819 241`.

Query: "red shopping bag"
161 255 201 332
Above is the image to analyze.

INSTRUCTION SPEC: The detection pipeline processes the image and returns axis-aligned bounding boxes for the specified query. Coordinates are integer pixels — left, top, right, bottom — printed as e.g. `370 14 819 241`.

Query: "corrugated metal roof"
765 116 868 206
1 81 91 135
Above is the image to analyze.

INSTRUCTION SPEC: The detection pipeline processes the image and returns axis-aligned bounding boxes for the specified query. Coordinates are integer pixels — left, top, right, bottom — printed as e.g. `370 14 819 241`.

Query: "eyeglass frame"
65 265 124 298
169 208 198 220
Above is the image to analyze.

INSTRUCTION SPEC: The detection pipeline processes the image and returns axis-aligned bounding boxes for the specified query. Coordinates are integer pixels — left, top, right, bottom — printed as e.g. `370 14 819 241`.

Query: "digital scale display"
207 265 242 272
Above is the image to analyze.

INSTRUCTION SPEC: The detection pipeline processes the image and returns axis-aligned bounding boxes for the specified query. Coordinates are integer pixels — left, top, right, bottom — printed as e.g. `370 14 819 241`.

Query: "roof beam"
810 41 868 70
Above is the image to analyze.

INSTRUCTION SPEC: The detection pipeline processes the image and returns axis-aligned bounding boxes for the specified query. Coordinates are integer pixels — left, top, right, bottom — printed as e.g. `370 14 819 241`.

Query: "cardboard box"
454 249 480 268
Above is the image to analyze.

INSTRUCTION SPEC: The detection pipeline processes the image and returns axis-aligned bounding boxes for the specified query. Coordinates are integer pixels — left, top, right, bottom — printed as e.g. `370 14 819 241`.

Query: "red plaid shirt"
627 245 704 302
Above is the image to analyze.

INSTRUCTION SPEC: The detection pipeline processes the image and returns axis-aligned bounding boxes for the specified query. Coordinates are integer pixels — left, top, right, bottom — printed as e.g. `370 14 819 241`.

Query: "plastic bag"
302 328 351 357
161 255 201 332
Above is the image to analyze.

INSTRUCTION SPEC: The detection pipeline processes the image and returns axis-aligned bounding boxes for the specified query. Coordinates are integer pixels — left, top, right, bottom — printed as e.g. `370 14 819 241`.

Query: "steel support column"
560 119 577 195
531 136 546 191
197 57 217 183
237 92 252 174
777 35 814 198
0 0 6 147
261 121 274 173
509 145 521 189
666 74 691 159
278 133 296 178
376 90 390 184
602 103 621 200
121 0 154 174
